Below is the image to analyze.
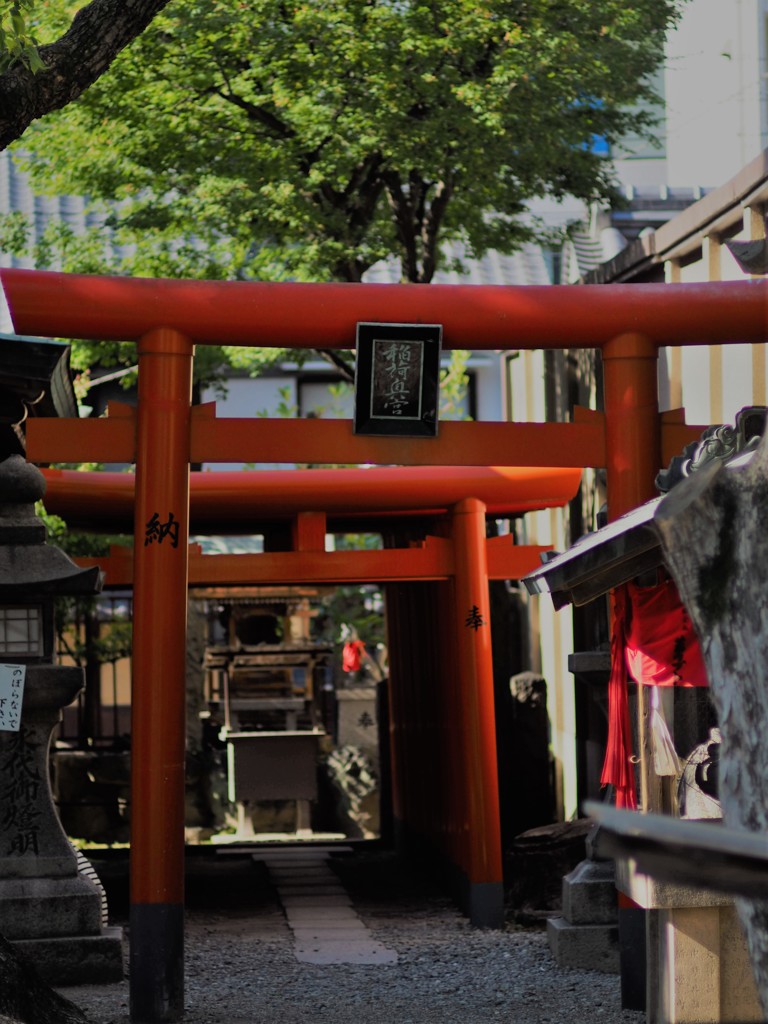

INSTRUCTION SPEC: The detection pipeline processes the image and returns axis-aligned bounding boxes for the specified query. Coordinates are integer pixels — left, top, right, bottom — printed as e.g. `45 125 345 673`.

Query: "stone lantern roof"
0 334 78 457
0 455 101 598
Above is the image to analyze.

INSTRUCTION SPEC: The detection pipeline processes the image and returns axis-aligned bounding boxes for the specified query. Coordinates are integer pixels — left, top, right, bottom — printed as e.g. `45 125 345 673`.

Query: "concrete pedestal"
547 855 620 973
618 858 762 1023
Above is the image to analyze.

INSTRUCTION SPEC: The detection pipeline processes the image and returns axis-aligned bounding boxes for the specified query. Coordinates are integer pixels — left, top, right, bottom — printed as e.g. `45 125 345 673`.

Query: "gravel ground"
57 848 644 1024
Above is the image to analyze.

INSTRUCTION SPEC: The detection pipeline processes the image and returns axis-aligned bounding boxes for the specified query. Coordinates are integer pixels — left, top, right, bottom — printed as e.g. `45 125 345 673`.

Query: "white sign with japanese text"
0 664 25 731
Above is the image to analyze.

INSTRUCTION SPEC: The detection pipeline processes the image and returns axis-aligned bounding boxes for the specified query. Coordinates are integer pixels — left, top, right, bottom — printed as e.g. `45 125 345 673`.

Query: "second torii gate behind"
42 462 583 930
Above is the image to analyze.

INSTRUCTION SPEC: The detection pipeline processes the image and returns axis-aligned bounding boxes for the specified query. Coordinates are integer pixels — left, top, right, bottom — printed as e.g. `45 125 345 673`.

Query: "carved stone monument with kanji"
0 454 123 983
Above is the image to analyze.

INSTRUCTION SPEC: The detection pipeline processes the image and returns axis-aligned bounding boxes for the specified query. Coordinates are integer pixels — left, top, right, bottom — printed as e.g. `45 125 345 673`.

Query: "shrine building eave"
523 449 755 609
523 498 663 609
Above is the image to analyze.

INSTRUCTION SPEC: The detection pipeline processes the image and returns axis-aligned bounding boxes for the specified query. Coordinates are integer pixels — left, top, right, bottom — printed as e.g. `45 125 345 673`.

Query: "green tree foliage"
5 0 682 381
1 1 46 73
13 0 679 286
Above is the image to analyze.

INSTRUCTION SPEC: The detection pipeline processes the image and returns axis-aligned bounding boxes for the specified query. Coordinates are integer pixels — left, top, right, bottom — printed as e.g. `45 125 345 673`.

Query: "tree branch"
346 154 386 236
383 170 419 283
316 348 355 382
0 0 173 151
420 178 454 283
210 87 295 140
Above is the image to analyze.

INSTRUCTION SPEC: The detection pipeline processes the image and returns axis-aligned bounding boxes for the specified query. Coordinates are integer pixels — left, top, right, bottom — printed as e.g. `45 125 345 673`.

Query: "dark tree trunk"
654 433 768 1016
0 0 172 150
0 933 89 1023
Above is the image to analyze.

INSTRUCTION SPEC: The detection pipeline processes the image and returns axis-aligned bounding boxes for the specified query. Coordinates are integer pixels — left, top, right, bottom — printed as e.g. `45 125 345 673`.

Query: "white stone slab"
291 924 371 940
282 906 359 922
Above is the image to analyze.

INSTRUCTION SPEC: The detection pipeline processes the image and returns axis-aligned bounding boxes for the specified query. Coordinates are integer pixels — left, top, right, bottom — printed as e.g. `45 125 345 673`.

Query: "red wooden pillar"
450 498 503 927
130 328 193 1023
602 332 661 518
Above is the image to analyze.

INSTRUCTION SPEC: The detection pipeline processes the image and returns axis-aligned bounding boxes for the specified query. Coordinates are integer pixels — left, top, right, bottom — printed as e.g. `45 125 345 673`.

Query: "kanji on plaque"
371 340 423 419
0 664 26 732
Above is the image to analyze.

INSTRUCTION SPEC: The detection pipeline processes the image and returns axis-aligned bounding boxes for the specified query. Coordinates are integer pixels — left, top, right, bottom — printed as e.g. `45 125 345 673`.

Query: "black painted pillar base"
392 817 506 929
618 899 646 1012
467 880 505 930
130 904 184 1023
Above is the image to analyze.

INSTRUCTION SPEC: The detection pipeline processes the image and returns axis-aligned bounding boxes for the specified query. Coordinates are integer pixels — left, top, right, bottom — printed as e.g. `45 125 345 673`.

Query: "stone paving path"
262 847 398 965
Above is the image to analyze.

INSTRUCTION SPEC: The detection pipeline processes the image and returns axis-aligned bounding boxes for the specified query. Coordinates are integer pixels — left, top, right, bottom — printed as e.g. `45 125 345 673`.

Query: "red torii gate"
1 268 765 1024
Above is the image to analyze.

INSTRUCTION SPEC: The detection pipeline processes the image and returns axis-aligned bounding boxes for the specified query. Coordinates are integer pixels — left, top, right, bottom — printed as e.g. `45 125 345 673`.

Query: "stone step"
547 915 620 974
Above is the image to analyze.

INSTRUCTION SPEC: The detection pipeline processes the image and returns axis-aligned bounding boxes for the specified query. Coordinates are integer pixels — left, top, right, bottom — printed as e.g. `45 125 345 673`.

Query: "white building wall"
665 0 768 186
470 354 504 422
535 512 579 821
200 375 297 470
676 339 758 429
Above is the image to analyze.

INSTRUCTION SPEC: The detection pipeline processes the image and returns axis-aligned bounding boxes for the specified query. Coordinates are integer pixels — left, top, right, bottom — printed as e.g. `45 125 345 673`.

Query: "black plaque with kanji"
354 322 442 437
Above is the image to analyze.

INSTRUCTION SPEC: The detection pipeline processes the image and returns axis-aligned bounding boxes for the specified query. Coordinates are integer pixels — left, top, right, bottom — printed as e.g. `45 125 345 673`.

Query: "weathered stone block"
0 875 102 939
547 915 620 973
562 858 617 925
336 687 379 762
13 927 124 984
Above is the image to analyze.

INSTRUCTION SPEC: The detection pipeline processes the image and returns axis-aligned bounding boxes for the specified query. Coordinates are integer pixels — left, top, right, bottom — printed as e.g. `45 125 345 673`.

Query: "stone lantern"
0 454 123 983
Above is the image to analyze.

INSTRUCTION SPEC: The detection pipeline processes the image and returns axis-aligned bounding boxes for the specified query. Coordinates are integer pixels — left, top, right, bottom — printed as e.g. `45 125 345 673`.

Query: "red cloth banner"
601 575 708 808
600 585 638 809
625 576 707 688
